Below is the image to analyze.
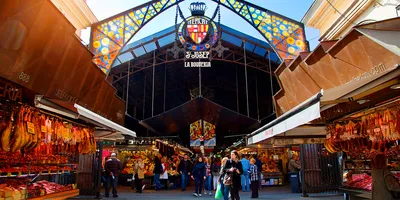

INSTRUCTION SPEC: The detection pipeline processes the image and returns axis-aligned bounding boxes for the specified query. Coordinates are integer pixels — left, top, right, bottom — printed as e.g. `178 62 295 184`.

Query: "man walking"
105 153 123 197
241 155 251 192
178 154 192 191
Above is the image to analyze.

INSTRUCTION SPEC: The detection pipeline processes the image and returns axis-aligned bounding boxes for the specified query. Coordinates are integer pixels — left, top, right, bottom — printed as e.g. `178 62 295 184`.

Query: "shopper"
241 154 251 192
134 157 145 193
153 155 163 190
204 157 212 196
104 153 123 198
191 156 206 197
221 150 243 200
178 154 192 191
161 157 169 190
289 154 301 172
219 157 229 200
254 155 262 189
211 158 221 191
249 158 259 198
371 153 400 200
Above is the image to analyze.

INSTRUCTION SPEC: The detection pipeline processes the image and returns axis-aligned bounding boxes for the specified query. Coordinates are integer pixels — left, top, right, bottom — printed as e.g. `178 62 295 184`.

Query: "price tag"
39 171 42 175
26 122 35 134
18 171 22 176
41 125 47 133
7 172 11 177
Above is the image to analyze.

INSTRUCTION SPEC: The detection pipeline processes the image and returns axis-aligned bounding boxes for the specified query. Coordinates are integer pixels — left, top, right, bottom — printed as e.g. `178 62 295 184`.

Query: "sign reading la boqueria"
178 2 219 68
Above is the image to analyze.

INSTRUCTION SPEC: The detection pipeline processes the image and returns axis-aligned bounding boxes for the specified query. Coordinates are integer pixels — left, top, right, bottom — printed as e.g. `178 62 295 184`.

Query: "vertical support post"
244 41 249 117
164 65 167 112
256 76 259 121
152 51 155 117
125 61 130 113
95 142 103 199
143 75 146 120
199 59 202 97
236 66 239 112
300 144 309 197
268 51 275 113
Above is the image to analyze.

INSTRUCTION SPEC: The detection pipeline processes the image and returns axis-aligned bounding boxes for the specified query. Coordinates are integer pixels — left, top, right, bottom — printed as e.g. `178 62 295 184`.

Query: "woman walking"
204 157 212 196
221 150 243 200
192 156 206 197
134 157 145 193
219 157 229 200
160 157 169 190
211 158 221 191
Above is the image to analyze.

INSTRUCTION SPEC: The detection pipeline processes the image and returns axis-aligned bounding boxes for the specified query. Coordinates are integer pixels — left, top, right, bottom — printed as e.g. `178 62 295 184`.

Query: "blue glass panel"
221 32 242 47
254 46 267 57
144 42 157 52
158 33 176 47
268 52 279 63
118 52 134 63
133 47 146 57
244 41 255 52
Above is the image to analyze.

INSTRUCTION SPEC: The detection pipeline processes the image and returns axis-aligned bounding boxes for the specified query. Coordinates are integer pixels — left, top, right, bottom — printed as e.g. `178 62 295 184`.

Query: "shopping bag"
215 184 223 199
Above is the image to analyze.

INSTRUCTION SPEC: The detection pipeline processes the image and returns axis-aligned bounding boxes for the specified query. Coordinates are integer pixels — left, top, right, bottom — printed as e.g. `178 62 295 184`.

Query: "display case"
0 152 78 199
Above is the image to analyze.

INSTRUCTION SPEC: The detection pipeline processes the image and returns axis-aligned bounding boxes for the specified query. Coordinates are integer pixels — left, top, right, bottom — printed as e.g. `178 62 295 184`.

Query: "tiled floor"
69 186 344 200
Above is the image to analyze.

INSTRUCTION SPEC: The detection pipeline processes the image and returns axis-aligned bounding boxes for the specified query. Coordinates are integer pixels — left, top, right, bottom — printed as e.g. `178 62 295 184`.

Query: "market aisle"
69 186 343 200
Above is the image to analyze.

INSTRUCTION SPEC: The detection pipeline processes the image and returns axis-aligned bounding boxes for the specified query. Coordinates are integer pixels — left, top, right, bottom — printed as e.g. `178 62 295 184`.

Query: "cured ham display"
324 107 400 159
0 105 96 155
1 112 13 152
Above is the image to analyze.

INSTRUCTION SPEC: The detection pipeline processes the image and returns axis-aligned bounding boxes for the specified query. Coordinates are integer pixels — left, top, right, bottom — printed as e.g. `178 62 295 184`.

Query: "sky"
83 0 320 50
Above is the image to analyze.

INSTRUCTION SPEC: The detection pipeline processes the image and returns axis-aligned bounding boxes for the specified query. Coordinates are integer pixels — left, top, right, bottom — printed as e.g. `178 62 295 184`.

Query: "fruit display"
258 148 286 173
324 107 400 158
120 150 157 176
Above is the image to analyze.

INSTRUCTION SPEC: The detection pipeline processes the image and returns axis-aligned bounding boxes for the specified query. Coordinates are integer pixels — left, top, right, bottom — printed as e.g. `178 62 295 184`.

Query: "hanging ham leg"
1 111 13 152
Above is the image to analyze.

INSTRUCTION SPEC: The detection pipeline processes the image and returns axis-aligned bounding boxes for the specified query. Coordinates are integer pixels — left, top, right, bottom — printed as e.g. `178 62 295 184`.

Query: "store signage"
346 63 387 84
178 2 219 68
0 78 22 103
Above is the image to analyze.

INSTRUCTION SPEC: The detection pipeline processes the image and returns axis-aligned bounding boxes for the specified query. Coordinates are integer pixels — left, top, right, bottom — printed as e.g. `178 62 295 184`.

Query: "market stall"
0 101 97 199
323 100 400 199
239 147 290 186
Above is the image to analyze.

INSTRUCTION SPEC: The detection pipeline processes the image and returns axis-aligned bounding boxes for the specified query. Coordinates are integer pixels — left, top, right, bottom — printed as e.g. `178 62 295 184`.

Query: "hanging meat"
10 108 25 152
1 111 13 152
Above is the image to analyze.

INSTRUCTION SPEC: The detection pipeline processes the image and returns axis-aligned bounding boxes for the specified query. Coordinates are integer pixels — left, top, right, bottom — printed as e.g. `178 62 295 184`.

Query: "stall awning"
321 66 400 110
74 104 136 138
247 91 323 145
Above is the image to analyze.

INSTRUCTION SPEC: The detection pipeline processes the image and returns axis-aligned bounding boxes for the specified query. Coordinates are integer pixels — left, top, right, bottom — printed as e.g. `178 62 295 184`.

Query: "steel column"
256 76 259 121
268 51 275 113
244 41 249 117
143 75 146 119
236 66 239 112
152 51 155 117
164 65 167 112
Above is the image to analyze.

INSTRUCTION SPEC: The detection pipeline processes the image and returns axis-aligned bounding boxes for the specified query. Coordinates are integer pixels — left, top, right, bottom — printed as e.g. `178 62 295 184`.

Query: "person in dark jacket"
105 153 123 197
153 155 163 190
191 156 206 197
221 150 243 200
178 154 192 191
254 155 262 189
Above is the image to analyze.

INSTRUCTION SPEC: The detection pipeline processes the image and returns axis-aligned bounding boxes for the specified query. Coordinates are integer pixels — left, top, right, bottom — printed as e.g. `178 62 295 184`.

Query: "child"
249 158 259 198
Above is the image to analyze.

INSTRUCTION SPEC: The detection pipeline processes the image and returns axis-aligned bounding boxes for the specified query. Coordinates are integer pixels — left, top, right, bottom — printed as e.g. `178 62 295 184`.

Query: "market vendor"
371 153 400 200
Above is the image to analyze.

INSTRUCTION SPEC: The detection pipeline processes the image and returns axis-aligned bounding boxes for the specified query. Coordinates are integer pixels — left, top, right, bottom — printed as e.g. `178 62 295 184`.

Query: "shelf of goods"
0 104 97 199
258 148 286 186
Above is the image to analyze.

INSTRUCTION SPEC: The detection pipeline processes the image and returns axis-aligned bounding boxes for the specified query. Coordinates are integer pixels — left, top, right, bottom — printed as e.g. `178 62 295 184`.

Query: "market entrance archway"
89 0 308 73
